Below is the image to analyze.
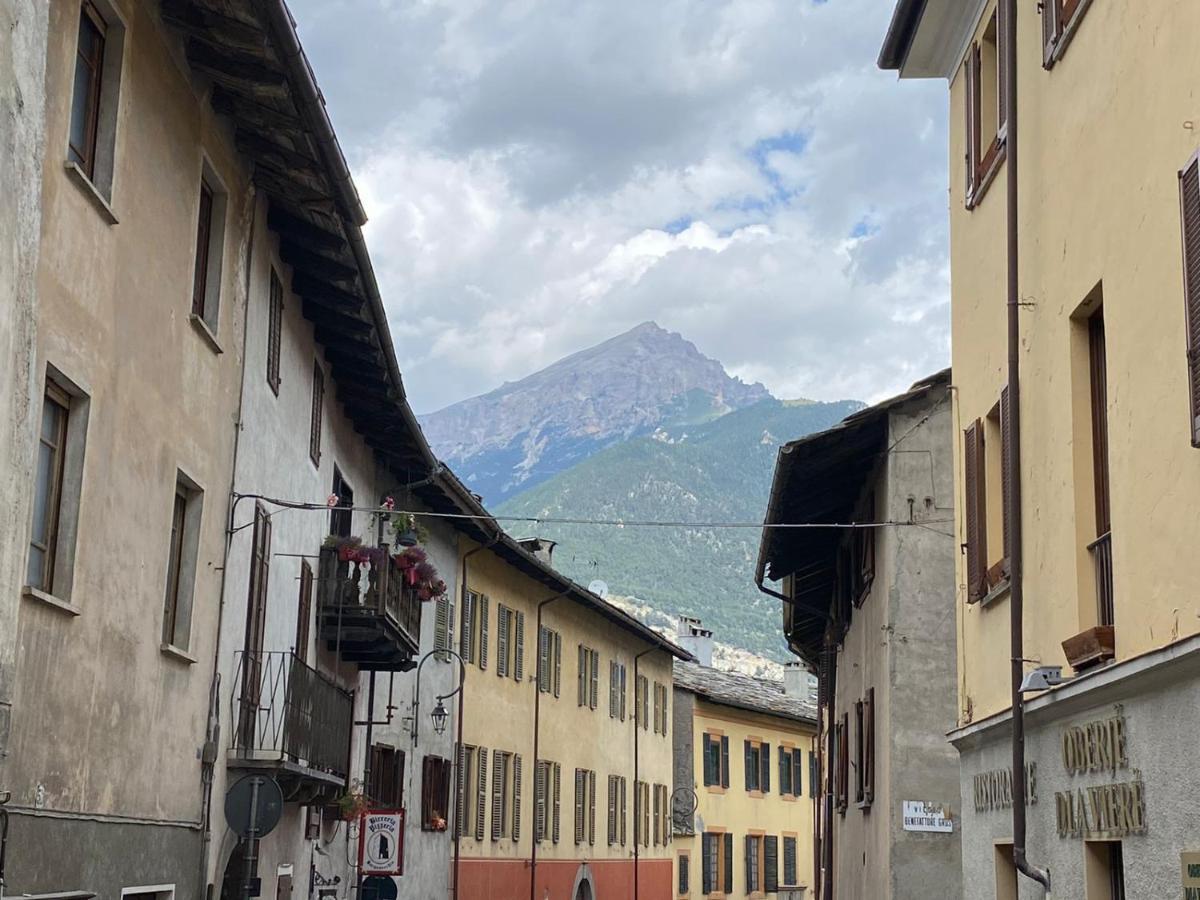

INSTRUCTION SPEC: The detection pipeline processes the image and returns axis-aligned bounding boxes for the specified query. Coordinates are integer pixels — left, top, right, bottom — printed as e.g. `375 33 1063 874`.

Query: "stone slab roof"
673 660 817 725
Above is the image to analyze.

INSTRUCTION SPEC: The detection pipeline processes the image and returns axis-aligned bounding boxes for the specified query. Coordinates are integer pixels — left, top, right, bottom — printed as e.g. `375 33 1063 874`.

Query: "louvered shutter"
491 750 504 841
497 606 509 678
653 683 661 734
643 782 651 847
744 741 754 791
724 832 734 894
552 763 561 843
996 1 1008 133
512 754 522 841
783 836 797 886
679 853 689 895
809 751 818 801
537 627 549 692
421 756 434 827
1042 0 1060 67
478 595 489 670
535 761 547 842
619 666 627 721
553 632 562 697
702 834 714 894
588 771 596 844
865 688 876 803
514 610 525 681
795 749 804 798
607 775 617 844
1001 387 1013 566
619 777 627 845
435 594 449 656
577 645 586 706
653 782 661 845
455 743 468 838
720 736 730 789
475 746 488 841
1181 155 1200 445
460 592 475 664
609 662 617 717
589 652 599 709
574 769 584 844
964 420 988 601
702 734 713 786
761 743 770 794
779 748 789 795
765 835 779 892
745 835 755 894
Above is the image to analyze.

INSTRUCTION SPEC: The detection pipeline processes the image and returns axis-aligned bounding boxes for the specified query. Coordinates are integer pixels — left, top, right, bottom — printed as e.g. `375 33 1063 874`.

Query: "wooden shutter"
537 627 548 692
589 651 599 709
996 3 1008 133
784 835 797 886
854 699 865 804
653 682 661 734
192 181 213 316
478 595 489 670
619 777 627 845
607 775 617 844
574 769 585 844
761 743 770 794
577 645 586 706
552 762 561 844
679 853 689 895
964 44 981 202
1183 154 1200 445
765 835 779 892
455 743 469 838
745 835 755 894
513 610 525 681
619 665 627 721
461 592 475 664
702 734 713 786
475 746 488 841
309 362 323 465
1089 312 1113 535
267 268 283 393
744 741 754 791
794 749 804 798
553 631 562 697
779 748 789 795
702 834 714 894
497 606 509 678
512 754 522 841
865 688 876 804
720 736 730 789
490 750 504 841
964 420 988 601
588 770 596 845
1000 387 1013 567
434 592 449 656
653 782 661 845
809 752 818 801
1042 0 1061 67
535 760 547 842
609 661 617 717
723 832 734 894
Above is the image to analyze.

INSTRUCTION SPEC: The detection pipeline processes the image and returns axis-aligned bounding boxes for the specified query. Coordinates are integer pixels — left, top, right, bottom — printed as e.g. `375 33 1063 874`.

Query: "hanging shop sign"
1054 706 1147 840
972 763 1038 813
902 800 954 833
358 809 405 876
1181 851 1200 900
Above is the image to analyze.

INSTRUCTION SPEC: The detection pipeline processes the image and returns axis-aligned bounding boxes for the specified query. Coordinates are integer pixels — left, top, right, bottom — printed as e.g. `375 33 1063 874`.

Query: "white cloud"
289 0 950 412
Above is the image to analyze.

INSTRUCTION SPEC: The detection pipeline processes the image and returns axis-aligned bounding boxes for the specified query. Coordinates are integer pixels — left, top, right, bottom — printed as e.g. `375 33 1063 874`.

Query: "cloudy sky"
289 0 950 415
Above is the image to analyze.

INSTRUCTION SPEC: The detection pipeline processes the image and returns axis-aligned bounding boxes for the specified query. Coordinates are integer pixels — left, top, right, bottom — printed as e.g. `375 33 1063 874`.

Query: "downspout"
632 647 656 900
528 590 571 900
1003 0 1051 891
355 671 377 898
454 533 500 900
819 638 836 900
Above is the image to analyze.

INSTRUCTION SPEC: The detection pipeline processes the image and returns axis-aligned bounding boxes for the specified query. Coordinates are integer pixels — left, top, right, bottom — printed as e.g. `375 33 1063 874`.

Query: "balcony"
316 543 422 671
230 650 353 802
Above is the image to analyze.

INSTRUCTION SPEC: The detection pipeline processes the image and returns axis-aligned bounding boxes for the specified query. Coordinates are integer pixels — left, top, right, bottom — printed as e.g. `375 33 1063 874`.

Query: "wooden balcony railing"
231 650 353 781
1088 531 1114 627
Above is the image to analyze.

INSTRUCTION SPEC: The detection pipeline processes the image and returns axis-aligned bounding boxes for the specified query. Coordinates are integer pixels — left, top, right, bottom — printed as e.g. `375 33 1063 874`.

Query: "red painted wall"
454 857 672 899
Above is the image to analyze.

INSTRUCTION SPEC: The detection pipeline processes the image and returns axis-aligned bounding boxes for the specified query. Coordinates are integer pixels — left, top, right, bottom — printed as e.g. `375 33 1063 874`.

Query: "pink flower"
326 494 340 508
383 496 395 511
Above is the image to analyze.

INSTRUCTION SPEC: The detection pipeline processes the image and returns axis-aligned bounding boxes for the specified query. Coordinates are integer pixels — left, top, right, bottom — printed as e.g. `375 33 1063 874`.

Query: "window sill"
978 578 1012 609
966 139 1006 211
189 313 224 355
160 642 198 665
22 585 81 617
705 785 727 795
64 161 119 225
856 799 873 812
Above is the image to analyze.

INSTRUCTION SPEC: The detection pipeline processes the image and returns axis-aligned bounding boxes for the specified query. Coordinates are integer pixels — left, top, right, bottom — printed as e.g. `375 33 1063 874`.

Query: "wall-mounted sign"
1061 711 1128 777
972 763 1038 812
1182 851 1200 899
358 809 405 876
1054 707 1147 840
902 801 954 833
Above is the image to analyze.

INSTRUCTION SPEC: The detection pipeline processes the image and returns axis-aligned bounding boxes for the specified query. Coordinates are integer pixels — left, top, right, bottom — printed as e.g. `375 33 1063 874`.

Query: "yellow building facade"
881 1 1200 897
672 646 817 900
454 536 685 899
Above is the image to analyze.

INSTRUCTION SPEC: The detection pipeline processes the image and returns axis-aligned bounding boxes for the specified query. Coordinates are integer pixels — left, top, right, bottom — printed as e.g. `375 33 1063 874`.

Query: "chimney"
783 661 816 703
677 616 714 667
517 537 557 567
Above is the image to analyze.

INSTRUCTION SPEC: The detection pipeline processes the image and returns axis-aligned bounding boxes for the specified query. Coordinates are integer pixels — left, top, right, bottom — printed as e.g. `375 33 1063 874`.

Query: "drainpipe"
631 647 656 900
354 671 378 898
454 534 500 900
528 590 571 900
818 638 836 900
1003 0 1050 891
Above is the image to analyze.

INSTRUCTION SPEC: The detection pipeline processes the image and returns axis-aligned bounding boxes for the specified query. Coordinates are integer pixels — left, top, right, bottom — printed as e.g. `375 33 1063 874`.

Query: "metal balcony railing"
317 543 421 656
232 650 352 780
1088 531 1114 627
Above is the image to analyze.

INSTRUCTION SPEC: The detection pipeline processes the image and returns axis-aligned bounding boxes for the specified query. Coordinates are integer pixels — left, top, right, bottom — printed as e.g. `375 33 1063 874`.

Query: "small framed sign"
359 809 405 876
902 800 954 833
1182 851 1200 898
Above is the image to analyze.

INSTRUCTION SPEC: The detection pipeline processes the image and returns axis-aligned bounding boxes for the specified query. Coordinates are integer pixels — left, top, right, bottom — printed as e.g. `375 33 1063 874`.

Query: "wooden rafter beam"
210 87 303 135
160 0 267 52
280 242 360 285
291 272 363 309
270 206 347 254
236 129 321 178
185 39 287 89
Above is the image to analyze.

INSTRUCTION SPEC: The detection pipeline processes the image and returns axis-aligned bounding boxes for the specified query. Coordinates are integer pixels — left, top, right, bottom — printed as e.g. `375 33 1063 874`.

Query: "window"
455 743 476 839
652 783 670 846
1041 0 1094 67
162 474 203 651
635 674 649 730
28 381 74 594
1087 307 1114 627
782 835 798 887
460 591 490 669
634 780 651 847
490 750 521 841
368 744 404 807
471 744 488 841
295 560 313 664
266 268 283 394
1180 152 1200 447
1085 841 1126 900
191 169 227 335
309 361 324 466
701 832 733 895
329 468 353 537
779 746 803 797
678 850 690 896
537 625 562 695
577 645 599 708
835 714 849 812
608 660 627 720
744 740 770 794
653 682 669 735
496 604 524 680
573 768 596 845
853 496 876 606
534 759 562 844
605 773 628 846
702 733 730 788
964 389 1013 603
69 3 106 178
744 834 762 895
963 6 1008 208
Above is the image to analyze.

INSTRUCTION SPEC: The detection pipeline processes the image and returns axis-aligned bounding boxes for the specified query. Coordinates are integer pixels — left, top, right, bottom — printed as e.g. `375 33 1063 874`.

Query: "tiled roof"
673 661 817 724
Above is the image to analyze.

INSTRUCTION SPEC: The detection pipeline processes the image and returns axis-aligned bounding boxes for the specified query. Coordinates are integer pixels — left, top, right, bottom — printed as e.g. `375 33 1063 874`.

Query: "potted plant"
392 512 424 547
334 784 368 822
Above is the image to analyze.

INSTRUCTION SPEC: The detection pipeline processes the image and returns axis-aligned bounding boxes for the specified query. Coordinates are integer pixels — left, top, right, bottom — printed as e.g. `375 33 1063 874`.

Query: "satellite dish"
588 580 609 599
